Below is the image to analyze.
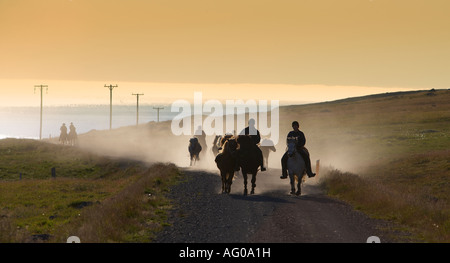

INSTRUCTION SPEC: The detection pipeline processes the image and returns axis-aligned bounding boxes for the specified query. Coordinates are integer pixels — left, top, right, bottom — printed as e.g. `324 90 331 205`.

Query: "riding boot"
280 152 288 179
300 149 316 178
260 157 266 172
255 145 266 171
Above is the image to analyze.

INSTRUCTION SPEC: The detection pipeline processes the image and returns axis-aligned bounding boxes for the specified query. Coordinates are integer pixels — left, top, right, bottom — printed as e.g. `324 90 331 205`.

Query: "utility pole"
132 93 144 126
105 84 118 130
153 106 164 122
34 85 48 140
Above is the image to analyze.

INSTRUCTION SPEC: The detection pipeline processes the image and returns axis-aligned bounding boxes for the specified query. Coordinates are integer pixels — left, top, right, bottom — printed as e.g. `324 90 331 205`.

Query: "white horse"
287 139 306 196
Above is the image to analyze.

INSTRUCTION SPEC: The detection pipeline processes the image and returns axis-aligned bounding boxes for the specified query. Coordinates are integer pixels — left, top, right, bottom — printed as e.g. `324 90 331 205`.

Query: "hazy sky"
1 0 449 106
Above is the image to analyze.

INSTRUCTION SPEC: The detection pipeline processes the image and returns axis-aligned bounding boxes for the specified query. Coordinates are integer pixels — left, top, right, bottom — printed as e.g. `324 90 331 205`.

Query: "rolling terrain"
0 89 448 242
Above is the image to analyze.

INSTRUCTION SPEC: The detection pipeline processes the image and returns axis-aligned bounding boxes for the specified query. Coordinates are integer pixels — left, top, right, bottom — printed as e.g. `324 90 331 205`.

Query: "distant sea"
0 105 177 140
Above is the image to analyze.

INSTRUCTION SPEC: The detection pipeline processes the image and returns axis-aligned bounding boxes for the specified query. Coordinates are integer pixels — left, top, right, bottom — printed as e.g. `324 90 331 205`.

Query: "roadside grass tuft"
320 150 450 243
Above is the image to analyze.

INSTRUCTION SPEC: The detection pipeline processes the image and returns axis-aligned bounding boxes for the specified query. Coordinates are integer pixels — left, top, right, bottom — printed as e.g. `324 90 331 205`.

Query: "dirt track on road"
154 168 392 243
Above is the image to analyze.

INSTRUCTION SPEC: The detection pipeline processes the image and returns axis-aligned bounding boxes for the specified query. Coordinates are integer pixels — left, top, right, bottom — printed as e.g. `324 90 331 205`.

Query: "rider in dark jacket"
280 121 315 179
236 119 266 172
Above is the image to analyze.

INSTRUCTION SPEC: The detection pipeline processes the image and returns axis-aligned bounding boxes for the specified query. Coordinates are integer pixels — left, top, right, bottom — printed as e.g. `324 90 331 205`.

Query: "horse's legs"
221 171 226 194
243 172 248 196
289 174 296 195
226 172 233 194
250 173 256 195
296 175 302 196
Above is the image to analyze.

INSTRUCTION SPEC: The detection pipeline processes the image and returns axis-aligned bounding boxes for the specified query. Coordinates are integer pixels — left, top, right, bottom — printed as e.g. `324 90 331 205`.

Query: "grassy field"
0 139 182 243
1 89 449 243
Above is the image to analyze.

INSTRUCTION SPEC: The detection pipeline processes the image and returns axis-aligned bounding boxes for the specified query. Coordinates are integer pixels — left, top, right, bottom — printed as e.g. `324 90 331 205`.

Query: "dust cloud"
78 121 195 168
75 104 379 188
74 116 325 196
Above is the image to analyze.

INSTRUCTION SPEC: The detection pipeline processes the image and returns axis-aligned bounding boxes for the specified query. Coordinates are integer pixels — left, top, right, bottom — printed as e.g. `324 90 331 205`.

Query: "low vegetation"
320 158 449 242
53 163 181 243
0 139 182 243
314 90 450 242
1 89 448 243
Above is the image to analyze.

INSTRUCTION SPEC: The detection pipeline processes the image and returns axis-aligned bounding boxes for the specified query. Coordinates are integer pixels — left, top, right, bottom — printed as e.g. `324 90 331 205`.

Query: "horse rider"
59 123 68 143
236 118 267 172
69 122 78 141
69 122 77 135
280 121 315 179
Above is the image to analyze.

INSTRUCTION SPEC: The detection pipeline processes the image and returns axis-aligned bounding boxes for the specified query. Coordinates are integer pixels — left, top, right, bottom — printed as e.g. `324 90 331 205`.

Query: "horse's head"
223 138 238 155
220 134 233 147
287 139 297 157
213 135 222 146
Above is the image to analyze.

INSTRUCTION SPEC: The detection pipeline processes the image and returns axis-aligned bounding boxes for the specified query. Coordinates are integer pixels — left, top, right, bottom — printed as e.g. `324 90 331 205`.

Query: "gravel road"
154 168 392 243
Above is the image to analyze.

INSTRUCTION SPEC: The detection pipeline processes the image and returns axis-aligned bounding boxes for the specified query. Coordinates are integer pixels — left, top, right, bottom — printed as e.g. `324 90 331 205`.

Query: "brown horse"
237 135 260 196
215 137 238 194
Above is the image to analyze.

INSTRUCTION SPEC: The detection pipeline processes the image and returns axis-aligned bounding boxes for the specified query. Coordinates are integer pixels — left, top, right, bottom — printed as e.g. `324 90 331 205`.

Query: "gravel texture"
154 168 395 243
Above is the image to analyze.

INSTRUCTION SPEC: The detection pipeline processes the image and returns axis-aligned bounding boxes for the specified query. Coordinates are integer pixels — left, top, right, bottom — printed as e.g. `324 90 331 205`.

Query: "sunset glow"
1 1 449 106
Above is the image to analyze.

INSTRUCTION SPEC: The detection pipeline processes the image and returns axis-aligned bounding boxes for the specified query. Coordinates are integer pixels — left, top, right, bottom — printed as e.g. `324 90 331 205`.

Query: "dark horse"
237 135 260 196
215 137 238 194
188 137 202 166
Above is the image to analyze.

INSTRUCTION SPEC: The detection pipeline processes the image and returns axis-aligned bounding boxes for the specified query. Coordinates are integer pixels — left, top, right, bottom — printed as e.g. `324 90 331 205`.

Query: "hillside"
1 89 448 242
73 88 449 242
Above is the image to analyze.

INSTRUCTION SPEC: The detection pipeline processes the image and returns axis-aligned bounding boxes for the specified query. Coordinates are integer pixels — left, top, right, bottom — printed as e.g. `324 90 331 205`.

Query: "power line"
153 106 164 123
34 85 48 140
105 84 118 130
132 93 144 126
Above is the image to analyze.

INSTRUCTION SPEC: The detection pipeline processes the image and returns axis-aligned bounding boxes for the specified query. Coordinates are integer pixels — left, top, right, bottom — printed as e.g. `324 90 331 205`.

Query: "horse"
59 131 68 145
215 137 238 194
68 129 78 146
188 137 202 166
237 135 260 196
261 138 276 170
286 139 306 196
211 135 222 157
194 128 207 160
